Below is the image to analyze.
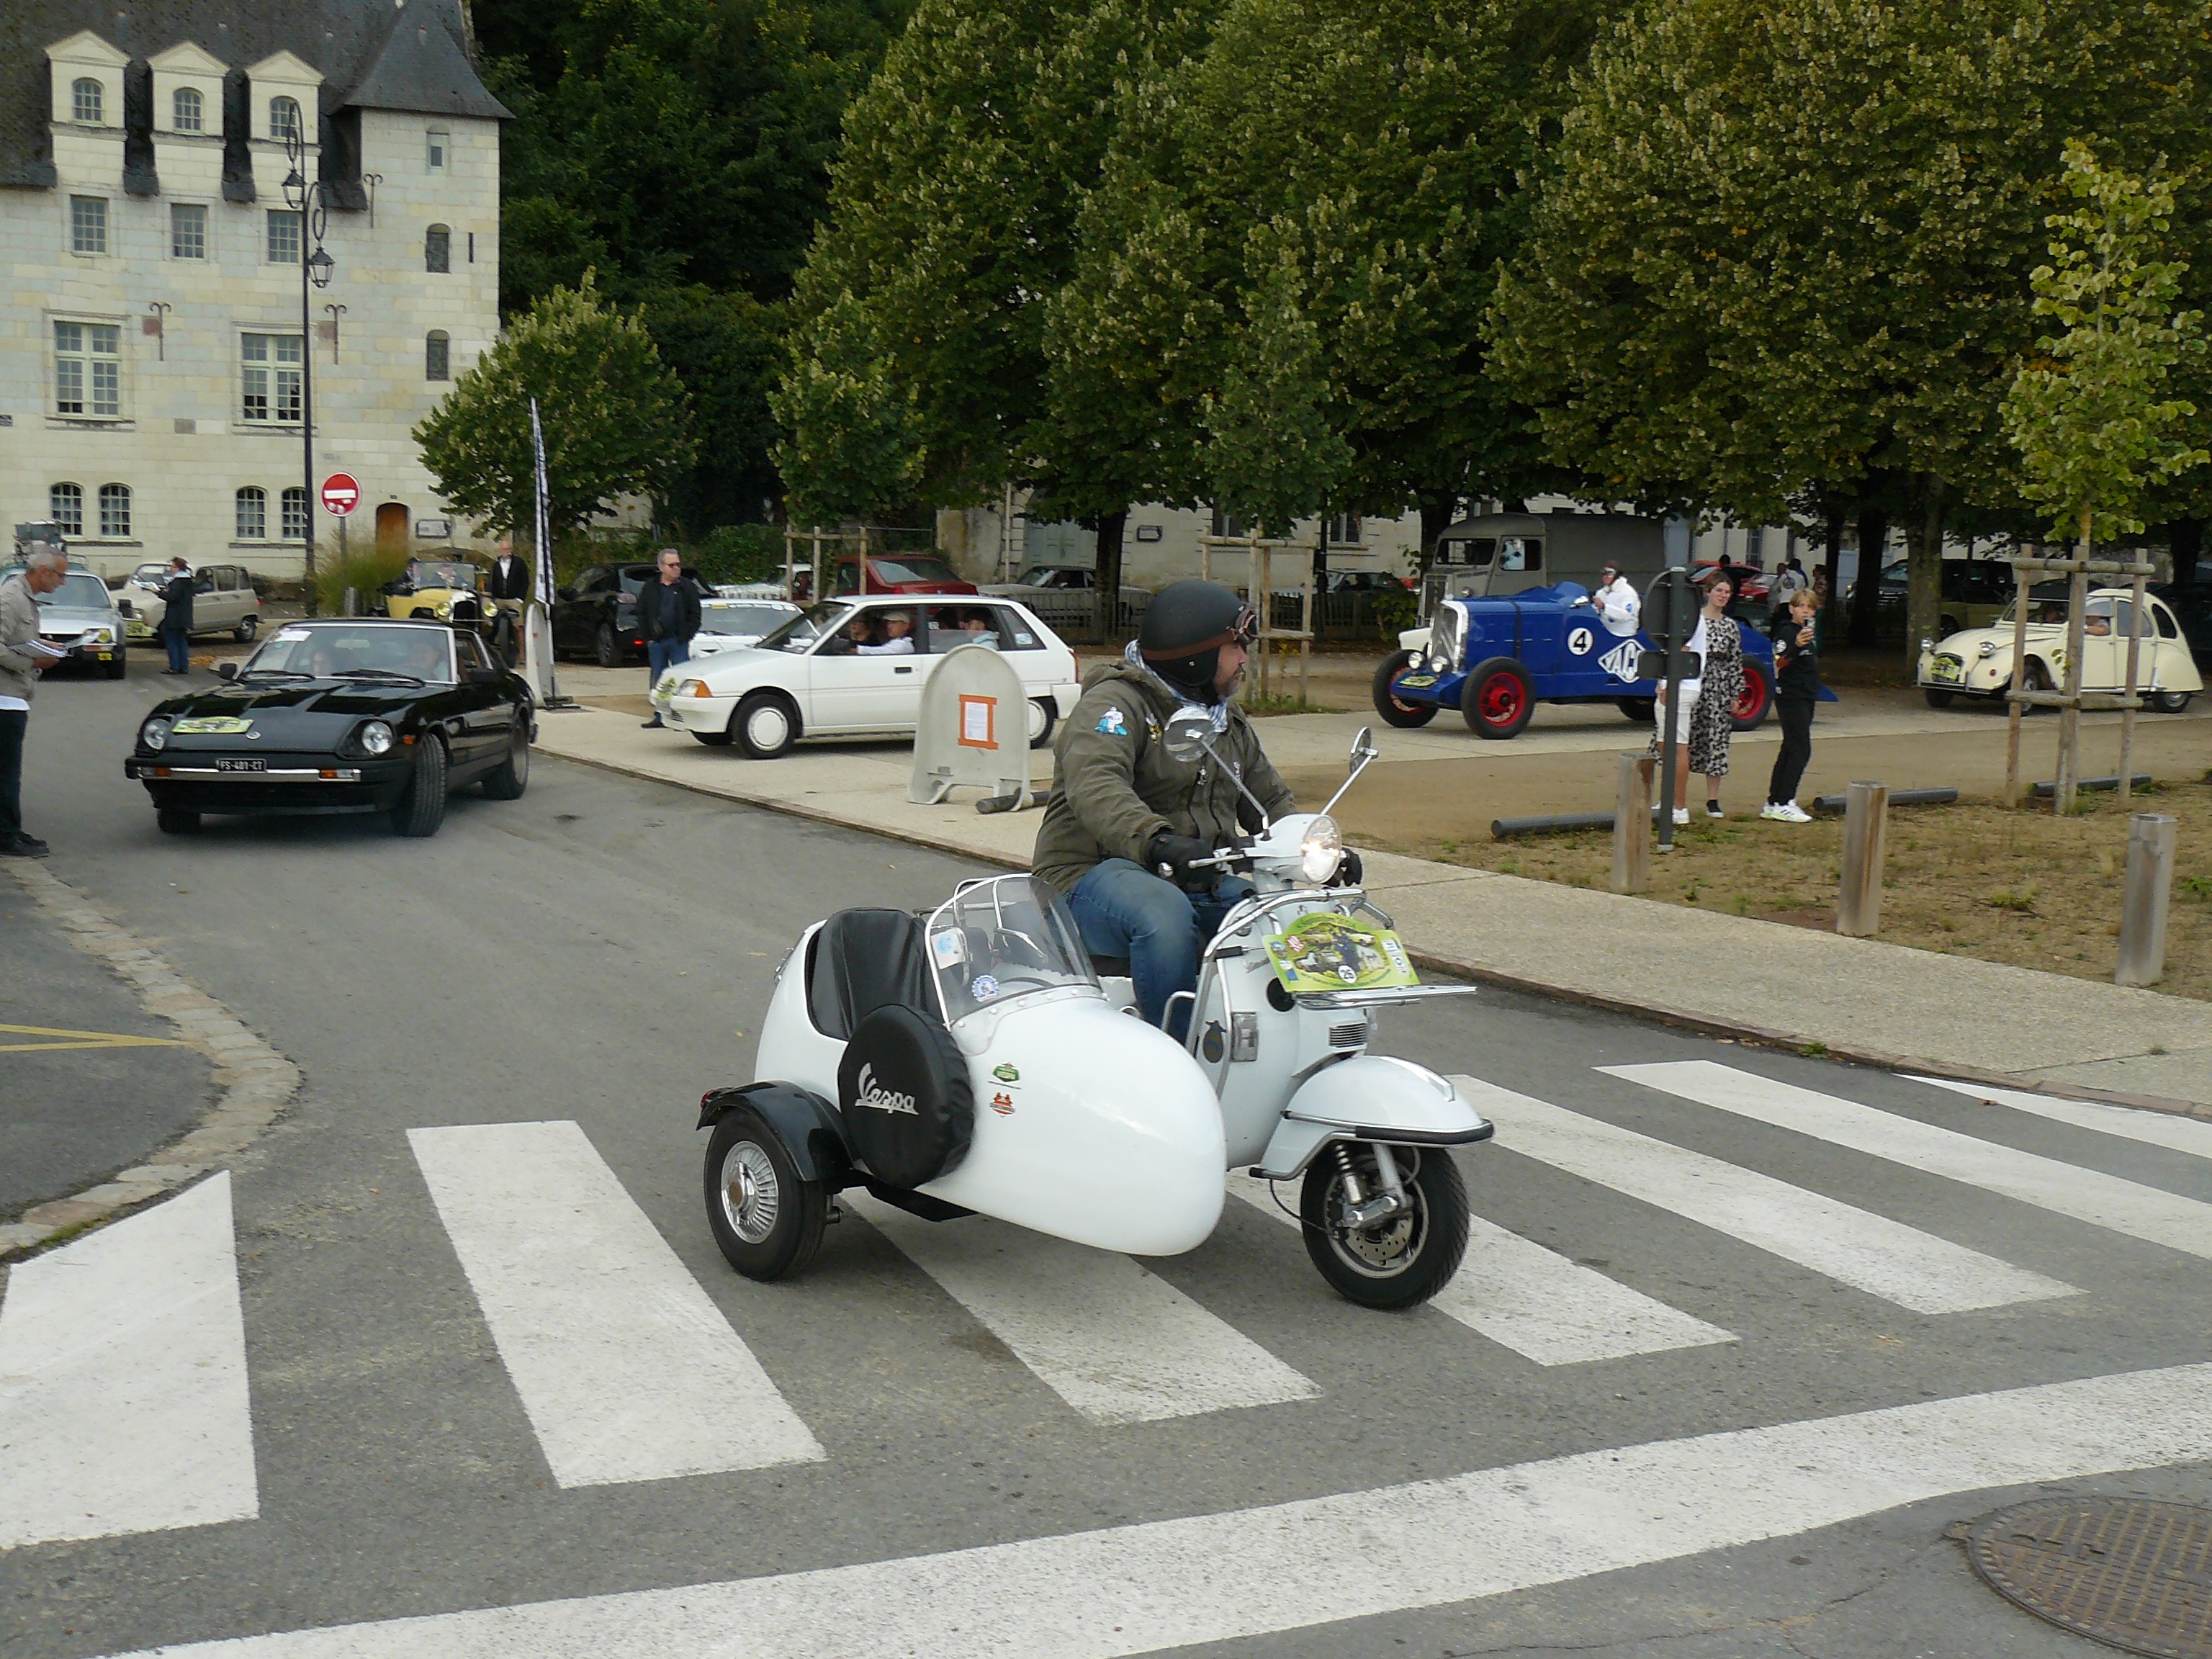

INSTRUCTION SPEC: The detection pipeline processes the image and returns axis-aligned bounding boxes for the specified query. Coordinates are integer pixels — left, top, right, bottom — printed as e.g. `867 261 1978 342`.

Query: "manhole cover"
1967 1497 2212 1658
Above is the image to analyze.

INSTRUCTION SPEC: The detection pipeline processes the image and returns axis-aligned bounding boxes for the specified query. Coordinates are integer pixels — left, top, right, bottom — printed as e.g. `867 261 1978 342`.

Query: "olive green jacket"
1032 661 1295 895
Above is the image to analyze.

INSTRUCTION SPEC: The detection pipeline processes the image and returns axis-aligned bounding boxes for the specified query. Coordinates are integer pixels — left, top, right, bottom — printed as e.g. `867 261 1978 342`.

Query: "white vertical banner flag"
528 397 559 703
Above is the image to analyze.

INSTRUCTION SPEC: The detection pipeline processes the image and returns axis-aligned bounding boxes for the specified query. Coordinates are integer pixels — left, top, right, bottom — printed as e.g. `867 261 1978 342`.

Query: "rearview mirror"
1161 706 1214 765
216 661 238 681
1349 724 1377 772
466 665 501 685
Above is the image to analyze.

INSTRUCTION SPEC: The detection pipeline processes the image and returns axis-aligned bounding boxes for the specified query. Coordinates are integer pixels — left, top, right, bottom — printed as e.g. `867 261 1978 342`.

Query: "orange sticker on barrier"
958 694 997 750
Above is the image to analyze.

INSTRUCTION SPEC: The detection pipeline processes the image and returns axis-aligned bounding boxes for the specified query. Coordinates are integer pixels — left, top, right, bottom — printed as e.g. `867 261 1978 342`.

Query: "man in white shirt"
1587 560 1642 636
856 611 917 656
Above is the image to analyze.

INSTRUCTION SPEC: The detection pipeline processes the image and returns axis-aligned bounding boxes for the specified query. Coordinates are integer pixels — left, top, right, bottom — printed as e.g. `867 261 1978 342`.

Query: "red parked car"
830 554 980 596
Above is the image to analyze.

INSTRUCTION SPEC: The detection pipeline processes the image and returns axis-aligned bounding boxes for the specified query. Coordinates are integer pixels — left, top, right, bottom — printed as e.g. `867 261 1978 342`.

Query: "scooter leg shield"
919 998 1227 1256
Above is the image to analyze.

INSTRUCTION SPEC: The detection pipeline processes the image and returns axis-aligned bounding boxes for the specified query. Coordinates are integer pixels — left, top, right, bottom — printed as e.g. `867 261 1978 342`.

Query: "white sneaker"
1759 802 1787 821
1671 807 1690 827
1779 802 1813 823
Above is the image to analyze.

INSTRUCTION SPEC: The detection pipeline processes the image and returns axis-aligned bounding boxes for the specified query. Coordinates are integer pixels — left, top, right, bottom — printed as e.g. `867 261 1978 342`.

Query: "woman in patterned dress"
1687 572 1743 818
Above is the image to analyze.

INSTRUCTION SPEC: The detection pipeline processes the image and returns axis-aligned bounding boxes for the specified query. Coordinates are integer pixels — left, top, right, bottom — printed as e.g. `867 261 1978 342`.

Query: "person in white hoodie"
1586 560 1642 636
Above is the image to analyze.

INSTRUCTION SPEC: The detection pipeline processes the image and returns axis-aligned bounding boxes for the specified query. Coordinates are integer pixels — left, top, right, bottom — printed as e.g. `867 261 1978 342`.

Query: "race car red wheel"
1461 657 1534 739
1372 650 1438 728
1729 661 1771 732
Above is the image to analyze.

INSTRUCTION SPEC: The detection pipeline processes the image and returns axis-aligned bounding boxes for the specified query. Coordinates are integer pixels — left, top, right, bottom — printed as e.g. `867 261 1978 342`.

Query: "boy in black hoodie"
1761 588 1821 822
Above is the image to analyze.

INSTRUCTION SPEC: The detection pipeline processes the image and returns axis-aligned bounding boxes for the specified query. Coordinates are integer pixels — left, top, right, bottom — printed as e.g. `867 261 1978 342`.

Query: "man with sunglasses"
1033 580 1297 1032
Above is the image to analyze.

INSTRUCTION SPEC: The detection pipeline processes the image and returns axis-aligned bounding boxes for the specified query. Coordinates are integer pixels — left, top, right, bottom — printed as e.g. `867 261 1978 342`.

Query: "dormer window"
269 96 302 144
172 86 203 132
72 78 104 124
427 129 448 172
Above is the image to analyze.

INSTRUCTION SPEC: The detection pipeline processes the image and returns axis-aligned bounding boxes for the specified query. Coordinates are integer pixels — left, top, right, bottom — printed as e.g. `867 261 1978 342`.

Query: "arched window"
97 483 132 540
269 96 302 143
281 487 309 541
424 224 451 274
425 331 450 381
235 487 267 540
72 78 103 125
172 87 203 132
50 483 84 536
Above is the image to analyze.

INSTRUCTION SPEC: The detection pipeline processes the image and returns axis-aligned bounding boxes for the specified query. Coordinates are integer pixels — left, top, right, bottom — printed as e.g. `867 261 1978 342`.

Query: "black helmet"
1138 580 1254 702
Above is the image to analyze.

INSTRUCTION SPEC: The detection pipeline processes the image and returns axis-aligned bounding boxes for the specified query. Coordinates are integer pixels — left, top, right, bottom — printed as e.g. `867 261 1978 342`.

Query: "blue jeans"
648 637 688 691
1066 858 1253 1034
163 627 189 673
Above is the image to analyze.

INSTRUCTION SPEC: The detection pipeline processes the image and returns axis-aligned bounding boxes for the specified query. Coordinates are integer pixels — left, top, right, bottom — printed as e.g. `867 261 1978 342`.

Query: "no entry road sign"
320 474 360 516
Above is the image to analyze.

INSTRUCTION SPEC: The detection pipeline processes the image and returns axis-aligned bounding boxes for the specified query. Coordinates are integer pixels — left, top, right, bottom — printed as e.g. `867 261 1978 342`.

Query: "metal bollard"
1612 754 1654 894
2115 813 2178 987
1835 781 1889 938
341 586 359 618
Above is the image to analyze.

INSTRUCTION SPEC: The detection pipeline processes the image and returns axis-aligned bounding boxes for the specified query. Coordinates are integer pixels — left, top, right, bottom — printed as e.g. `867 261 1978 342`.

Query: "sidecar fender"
698 1082 853 1186
1253 1056 1493 1179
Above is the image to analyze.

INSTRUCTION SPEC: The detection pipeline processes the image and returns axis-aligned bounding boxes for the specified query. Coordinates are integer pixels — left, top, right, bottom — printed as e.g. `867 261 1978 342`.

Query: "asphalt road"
5 652 2211 1658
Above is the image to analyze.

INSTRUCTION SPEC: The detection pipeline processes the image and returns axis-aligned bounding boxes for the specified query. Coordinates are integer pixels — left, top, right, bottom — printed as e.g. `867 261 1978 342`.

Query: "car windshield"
35 572 114 608
754 601 856 654
699 602 793 637
243 623 455 683
408 562 478 590
925 876 1100 1023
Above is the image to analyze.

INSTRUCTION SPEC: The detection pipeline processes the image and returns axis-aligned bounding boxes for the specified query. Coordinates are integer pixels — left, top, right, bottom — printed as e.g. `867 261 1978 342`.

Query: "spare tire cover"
837 1005 974 1190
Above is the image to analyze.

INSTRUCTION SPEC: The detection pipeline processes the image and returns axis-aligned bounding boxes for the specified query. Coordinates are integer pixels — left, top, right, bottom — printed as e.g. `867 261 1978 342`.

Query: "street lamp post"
283 123 335 615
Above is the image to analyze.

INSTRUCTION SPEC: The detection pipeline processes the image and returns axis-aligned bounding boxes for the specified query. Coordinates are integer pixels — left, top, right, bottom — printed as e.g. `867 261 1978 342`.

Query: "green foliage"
1200 252 1352 535
414 276 697 538
694 523 790 585
772 291 924 524
2001 141 2209 544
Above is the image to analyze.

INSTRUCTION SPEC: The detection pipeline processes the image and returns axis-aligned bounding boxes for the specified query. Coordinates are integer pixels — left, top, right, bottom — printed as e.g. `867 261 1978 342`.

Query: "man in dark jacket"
158 557 195 675
1033 580 1295 1030
486 538 531 602
637 547 701 727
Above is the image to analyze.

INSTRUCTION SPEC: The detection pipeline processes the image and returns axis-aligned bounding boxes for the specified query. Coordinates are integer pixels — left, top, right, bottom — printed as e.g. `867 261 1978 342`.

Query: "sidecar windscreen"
926 876 1100 1023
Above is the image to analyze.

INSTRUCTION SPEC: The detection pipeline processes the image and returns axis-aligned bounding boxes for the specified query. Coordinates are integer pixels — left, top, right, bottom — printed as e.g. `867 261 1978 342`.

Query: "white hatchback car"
652 595 1082 757
688 596 802 660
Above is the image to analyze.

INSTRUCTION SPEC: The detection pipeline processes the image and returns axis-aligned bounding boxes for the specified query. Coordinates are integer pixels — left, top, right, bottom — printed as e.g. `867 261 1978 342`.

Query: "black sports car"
124 618 535 837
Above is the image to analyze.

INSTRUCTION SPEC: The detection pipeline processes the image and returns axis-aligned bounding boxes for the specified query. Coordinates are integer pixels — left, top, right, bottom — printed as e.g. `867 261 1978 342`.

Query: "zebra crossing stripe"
1228 1176 1735 1365
1611 1062 2212 1262
0 1174 256 1548
408 1122 824 1486
1911 1075 2212 1164
1452 1075 2073 1313
85 1361 2212 1659
845 1191 1319 1424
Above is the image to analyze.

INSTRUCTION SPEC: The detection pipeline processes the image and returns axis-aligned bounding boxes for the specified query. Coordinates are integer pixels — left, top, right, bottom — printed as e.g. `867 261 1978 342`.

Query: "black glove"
1148 830 1215 884
1337 848 1364 886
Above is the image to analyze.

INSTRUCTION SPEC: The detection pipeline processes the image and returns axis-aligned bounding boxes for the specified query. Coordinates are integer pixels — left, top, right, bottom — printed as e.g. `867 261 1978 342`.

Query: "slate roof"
1 0 509 189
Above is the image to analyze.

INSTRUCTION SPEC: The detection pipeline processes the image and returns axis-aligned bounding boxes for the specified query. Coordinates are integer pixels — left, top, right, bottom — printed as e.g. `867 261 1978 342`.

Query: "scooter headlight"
1300 814 1344 884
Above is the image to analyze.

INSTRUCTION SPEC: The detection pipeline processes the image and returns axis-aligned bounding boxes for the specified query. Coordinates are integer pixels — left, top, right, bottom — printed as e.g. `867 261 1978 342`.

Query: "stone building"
1 0 508 580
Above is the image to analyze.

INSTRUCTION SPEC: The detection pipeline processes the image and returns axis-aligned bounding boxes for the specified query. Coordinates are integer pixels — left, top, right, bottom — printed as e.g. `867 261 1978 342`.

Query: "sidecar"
700 876 1226 1279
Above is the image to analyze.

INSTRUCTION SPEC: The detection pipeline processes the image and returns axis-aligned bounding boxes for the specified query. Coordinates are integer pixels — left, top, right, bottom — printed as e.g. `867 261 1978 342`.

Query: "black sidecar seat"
807 908 938 1039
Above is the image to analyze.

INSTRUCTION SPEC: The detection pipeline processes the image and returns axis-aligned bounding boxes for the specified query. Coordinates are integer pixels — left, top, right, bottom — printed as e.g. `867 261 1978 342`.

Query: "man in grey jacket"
0 547 70 857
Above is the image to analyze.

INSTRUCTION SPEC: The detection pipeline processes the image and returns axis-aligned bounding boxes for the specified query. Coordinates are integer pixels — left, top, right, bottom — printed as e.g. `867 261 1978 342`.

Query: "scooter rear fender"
1254 1056 1493 1179
698 1081 853 1187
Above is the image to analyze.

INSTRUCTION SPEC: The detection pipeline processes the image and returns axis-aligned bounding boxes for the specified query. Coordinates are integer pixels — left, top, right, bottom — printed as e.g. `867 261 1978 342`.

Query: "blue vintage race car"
1372 581 1820 739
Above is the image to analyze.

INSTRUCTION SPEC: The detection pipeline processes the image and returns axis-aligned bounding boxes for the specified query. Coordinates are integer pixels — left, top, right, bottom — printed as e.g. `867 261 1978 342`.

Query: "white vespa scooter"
698 715 1493 1308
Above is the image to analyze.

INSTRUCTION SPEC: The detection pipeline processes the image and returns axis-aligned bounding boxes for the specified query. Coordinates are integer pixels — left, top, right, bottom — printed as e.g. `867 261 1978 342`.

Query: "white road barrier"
89 1361 2212 1658
1612 1061 2212 1259
1454 1075 2074 1313
1911 1074 2212 1163
1228 1176 1735 1365
0 1174 255 1547
846 1191 1318 1424
408 1121 824 1485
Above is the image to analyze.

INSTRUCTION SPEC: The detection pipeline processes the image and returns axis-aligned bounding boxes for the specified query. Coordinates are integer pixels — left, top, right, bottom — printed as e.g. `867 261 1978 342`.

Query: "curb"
2 863 302 1262
535 738 2211 1125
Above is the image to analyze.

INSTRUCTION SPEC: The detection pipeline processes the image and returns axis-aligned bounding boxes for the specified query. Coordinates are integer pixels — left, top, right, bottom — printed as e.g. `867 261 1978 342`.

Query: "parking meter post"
2118 565 2148 804
1612 754 1653 893
2054 537 2090 811
1835 781 1889 937
2116 811 2177 986
1649 568 1686 851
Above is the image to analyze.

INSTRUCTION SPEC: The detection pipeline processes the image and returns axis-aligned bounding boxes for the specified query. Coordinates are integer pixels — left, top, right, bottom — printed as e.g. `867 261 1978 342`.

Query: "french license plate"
1395 673 1439 691
215 757 265 773
1932 661 1960 682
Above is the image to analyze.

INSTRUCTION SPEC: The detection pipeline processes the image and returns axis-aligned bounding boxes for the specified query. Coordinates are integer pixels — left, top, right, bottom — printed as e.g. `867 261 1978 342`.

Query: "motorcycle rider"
1033 580 1295 1033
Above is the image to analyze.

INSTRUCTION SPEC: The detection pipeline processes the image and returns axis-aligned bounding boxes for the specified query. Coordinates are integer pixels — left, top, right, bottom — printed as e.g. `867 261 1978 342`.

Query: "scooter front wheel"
1300 1143 1469 1310
705 1107 830 1280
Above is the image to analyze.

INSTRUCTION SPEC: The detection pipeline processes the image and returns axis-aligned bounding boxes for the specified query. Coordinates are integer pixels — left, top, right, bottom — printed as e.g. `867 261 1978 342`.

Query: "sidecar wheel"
1300 1144 1469 1310
705 1107 828 1281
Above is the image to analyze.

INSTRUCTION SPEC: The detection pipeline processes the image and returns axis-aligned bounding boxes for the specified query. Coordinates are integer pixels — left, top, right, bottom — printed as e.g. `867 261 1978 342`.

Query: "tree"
1489 0 2212 657
415 276 696 539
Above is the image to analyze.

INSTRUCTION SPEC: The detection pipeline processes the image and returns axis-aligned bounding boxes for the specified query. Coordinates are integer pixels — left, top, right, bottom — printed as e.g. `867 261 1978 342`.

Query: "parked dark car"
552 562 706 667
123 619 534 837
1864 559 2015 637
